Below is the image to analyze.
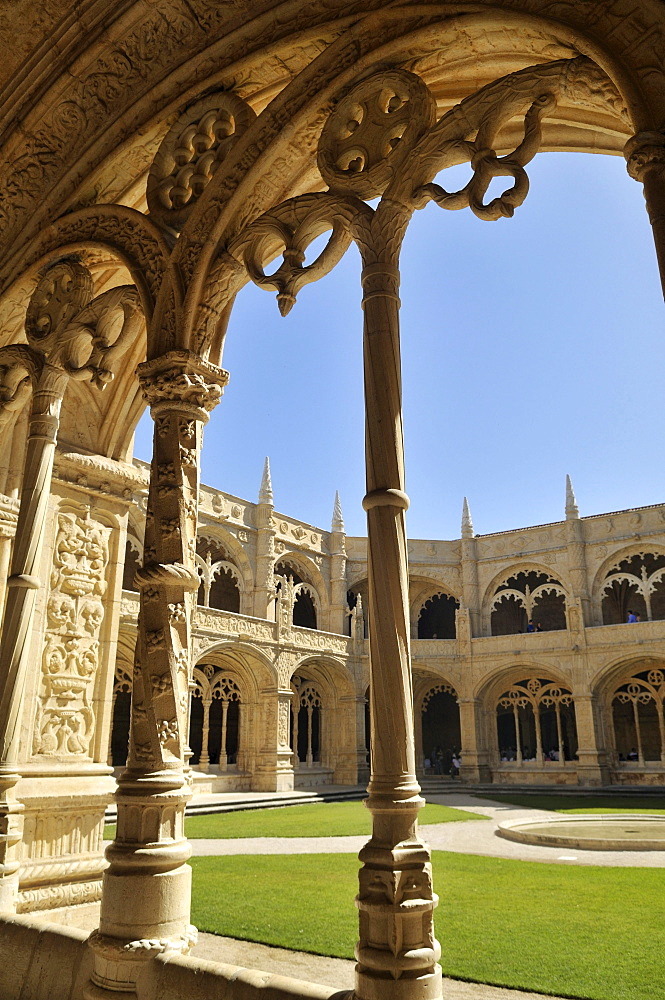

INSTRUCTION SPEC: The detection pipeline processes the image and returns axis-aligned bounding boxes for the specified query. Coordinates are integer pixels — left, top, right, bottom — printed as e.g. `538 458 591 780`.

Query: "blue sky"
133 151 665 539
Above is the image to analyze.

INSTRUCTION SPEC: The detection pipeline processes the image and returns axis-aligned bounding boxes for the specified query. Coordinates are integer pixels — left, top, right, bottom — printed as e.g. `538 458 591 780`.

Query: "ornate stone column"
86 350 227 998
356 228 441 1000
199 700 211 772
625 131 665 294
0 263 139 914
456 699 490 784
276 688 295 790
574 694 610 786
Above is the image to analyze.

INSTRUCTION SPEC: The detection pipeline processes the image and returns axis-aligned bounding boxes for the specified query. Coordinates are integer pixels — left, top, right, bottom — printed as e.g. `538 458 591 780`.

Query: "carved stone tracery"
33 510 110 757
147 92 256 231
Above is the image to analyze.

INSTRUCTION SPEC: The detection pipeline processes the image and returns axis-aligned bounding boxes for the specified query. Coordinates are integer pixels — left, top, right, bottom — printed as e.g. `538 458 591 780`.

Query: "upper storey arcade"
116 462 665 639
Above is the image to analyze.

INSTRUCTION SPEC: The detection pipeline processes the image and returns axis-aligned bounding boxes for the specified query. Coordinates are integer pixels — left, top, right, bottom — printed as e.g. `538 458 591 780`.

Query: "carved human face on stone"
51 513 109 598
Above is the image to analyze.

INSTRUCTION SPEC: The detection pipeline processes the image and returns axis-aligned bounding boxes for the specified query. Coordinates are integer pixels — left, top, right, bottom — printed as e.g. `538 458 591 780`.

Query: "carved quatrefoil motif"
148 92 256 230
317 69 436 199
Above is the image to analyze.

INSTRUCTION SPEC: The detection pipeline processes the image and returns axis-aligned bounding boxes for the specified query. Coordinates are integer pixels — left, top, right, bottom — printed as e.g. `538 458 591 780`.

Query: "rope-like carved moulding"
147 92 256 232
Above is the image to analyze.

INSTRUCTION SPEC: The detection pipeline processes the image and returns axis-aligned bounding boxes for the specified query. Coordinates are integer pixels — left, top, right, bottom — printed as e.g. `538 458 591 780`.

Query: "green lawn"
190 851 664 1000
104 799 483 841
481 792 665 814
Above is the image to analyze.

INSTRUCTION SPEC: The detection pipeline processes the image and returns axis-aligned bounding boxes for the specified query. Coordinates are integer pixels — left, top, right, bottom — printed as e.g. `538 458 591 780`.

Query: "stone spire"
461 496 474 538
565 474 579 520
331 490 344 532
258 456 273 505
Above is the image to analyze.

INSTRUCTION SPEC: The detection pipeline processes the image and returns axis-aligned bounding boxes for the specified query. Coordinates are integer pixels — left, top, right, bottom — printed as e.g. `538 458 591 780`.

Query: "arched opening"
293 588 317 629
196 538 241 612
275 561 318 629
210 673 242 768
121 540 141 592
189 695 204 765
491 571 567 635
417 593 458 639
347 586 368 637
421 685 460 776
189 666 243 772
290 676 323 766
495 677 578 765
109 667 132 768
601 553 665 624
209 564 241 613
611 667 665 765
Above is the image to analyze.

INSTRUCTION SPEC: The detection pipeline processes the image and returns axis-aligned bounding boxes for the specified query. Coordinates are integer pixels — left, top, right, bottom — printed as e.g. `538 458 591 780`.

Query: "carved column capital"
625 131 665 182
137 350 229 421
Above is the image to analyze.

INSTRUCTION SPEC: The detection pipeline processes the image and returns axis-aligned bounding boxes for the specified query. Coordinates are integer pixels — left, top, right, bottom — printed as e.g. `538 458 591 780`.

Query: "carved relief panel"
32 509 110 758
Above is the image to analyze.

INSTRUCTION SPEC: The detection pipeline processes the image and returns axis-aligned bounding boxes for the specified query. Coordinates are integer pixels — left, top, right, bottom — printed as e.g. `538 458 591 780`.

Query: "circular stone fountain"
497 814 665 851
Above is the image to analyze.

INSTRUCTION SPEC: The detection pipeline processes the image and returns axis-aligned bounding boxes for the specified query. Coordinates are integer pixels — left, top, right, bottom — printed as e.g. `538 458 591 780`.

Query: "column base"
575 750 611 786
355 965 442 1000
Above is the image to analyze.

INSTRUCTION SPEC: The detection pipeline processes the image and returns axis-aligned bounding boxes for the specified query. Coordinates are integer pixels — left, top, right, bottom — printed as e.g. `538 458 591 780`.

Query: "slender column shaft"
292 703 300 767
657 701 665 765
632 700 644 765
0 368 68 765
306 705 313 766
0 367 67 914
534 705 543 762
555 705 565 763
220 700 229 770
199 701 211 771
513 707 523 764
356 252 441 1000
236 702 242 768
625 132 665 296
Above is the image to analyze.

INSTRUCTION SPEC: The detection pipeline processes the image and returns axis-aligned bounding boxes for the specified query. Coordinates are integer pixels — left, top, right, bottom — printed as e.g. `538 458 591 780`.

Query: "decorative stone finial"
565 474 579 519
259 456 273 504
332 491 344 532
461 496 474 538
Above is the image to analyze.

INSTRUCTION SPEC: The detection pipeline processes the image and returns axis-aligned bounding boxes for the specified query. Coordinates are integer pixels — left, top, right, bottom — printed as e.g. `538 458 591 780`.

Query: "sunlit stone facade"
0 1 664 997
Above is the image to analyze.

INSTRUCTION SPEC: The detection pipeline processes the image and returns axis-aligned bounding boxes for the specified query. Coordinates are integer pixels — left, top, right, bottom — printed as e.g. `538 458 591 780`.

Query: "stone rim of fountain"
496 813 665 851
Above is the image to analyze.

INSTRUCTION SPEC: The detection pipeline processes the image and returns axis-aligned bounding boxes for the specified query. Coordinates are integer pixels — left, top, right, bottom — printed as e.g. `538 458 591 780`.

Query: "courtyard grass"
479 792 665 814
190 851 664 1000
104 799 483 841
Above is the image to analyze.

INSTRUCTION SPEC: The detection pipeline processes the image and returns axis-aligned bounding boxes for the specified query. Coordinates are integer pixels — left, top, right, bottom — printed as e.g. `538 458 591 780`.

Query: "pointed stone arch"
483 563 569 635
591 544 665 624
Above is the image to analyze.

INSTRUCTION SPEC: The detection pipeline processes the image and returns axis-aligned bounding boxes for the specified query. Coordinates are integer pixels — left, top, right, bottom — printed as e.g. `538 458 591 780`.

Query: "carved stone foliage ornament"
0 261 142 423
147 92 256 231
221 57 620 327
33 510 110 757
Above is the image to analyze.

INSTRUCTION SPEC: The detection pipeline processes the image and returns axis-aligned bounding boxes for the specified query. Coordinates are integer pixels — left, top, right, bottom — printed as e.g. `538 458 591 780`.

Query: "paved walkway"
189 792 665 866
192 932 566 999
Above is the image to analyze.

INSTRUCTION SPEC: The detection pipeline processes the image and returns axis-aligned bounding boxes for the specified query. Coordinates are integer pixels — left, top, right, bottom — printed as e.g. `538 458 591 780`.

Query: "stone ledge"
0 913 346 1000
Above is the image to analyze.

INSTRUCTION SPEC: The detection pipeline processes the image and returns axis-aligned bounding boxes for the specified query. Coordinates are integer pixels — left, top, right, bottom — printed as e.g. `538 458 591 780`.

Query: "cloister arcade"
106 513 665 795
0 2 664 998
